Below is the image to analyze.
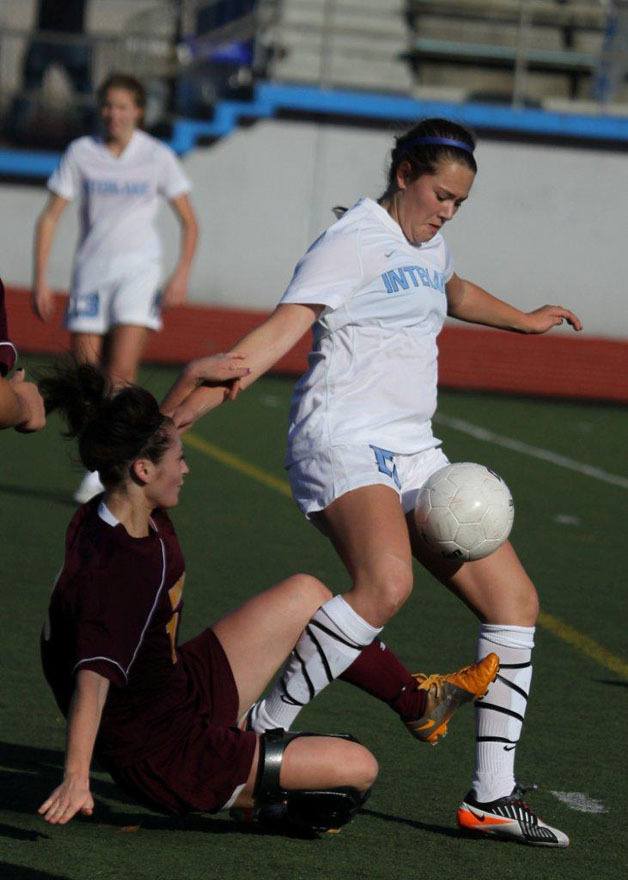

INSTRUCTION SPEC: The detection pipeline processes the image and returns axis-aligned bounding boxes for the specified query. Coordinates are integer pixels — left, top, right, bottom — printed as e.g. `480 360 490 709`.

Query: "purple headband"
409 136 475 154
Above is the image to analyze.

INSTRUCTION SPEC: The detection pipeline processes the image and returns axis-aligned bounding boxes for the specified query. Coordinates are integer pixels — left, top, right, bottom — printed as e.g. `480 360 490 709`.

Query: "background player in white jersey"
163 118 582 846
32 73 198 502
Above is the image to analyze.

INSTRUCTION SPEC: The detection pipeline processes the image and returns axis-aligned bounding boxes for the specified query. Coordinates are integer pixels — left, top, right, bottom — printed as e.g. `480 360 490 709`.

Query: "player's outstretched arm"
162 193 199 309
0 370 46 431
32 194 69 323
38 670 110 825
161 352 252 416
0 373 27 429
166 303 322 430
446 274 582 334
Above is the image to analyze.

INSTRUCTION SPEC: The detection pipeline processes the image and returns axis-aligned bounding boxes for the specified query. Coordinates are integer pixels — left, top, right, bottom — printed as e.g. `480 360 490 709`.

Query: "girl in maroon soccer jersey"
37 356 378 828
37 358 494 831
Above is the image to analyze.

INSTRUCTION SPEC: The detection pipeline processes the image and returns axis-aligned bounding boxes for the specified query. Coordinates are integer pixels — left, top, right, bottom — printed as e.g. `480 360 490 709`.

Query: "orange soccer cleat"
404 652 499 745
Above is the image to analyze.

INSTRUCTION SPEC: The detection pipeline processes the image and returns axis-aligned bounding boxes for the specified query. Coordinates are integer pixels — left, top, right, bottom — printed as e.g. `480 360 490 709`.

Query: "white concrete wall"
0 118 625 338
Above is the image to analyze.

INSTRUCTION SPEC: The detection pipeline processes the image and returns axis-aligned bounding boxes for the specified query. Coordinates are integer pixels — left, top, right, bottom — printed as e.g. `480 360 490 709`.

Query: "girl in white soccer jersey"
163 119 582 846
32 73 198 502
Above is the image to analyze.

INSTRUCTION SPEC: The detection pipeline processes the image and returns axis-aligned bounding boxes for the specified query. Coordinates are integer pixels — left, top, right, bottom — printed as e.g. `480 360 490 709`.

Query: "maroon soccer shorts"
109 628 257 814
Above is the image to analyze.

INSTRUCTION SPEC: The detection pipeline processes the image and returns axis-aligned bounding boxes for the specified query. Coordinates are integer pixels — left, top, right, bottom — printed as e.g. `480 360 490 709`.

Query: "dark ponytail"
39 359 172 486
382 118 477 201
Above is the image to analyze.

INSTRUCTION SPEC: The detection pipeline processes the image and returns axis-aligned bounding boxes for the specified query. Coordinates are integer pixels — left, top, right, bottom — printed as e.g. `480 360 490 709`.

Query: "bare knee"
501 575 540 626
380 570 414 618
353 567 414 626
280 735 378 795
348 745 379 792
285 573 332 609
522 584 540 626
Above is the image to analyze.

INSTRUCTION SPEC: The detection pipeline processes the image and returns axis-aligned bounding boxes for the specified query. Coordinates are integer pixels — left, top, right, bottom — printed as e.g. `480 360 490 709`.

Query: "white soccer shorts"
287 443 449 518
65 261 162 334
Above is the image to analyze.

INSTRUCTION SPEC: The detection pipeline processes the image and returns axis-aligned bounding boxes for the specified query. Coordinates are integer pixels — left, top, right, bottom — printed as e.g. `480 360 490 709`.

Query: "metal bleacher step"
269 0 414 92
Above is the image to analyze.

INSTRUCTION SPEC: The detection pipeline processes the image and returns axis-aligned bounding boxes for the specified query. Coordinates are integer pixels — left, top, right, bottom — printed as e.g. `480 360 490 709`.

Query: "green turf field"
1 357 627 880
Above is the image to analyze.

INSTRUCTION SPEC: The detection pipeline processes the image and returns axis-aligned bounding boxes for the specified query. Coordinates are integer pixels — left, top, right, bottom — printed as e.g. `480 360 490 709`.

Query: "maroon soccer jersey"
41 498 257 813
42 498 192 762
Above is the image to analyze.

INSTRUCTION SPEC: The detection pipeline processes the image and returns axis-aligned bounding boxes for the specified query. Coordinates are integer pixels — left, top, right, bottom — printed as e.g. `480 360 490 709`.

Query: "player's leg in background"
71 332 103 367
70 332 106 502
105 263 162 386
105 324 150 386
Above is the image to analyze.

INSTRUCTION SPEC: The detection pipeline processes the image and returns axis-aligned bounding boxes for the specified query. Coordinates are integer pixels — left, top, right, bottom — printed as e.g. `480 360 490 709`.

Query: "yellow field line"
538 611 628 679
183 432 292 497
185 431 628 680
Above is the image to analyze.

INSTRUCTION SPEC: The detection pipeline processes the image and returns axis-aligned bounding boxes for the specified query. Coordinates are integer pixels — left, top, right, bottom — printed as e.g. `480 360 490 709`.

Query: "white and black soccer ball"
414 462 514 561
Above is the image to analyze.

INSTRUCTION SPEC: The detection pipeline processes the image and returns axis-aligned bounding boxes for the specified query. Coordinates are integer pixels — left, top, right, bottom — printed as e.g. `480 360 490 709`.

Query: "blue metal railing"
2 79 628 181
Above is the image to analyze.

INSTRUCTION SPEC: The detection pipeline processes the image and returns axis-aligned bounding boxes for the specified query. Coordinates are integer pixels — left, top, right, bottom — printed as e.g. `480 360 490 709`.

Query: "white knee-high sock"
250 595 382 733
472 623 535 803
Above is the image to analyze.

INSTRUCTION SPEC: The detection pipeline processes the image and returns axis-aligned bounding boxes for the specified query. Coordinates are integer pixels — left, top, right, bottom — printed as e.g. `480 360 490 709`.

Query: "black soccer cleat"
457 784 569 847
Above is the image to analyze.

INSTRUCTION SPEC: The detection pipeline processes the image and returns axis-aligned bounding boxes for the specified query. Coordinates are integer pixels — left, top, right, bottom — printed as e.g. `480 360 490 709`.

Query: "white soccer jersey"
280 197 454 464
48 130 191 292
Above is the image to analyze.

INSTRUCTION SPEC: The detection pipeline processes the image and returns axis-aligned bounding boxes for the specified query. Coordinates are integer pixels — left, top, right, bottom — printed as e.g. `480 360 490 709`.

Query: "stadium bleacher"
404 0 612 104
2 1 625 136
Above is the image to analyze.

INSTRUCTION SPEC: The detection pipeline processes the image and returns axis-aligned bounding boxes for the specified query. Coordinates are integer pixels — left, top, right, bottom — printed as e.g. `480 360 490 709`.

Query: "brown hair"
97 73 146 117
381 118 477 201
39 360 172 487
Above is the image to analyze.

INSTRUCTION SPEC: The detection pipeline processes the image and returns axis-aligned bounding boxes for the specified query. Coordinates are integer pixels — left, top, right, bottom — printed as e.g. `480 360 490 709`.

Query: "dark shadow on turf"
0 483 75 508
361 810 519 843
364 808 534 845
362 807 465 839
0 865 70 880
0 742 314 840
92 807 320 839
0 823 49 841
8 742 492 842
0 742 129 817
595 679 628 689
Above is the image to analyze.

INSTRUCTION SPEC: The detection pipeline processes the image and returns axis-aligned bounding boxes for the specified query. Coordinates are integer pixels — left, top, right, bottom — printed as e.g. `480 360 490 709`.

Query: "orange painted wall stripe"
5 286 628 403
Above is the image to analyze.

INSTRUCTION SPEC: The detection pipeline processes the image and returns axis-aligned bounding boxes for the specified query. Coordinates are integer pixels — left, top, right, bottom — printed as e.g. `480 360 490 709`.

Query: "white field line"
434 414 628 490
550 791 608 814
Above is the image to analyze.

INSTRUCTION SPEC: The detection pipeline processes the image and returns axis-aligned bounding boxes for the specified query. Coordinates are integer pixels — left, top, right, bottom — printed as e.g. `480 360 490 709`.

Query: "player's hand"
162 273 188 309
172 399 197 431
11 369 46 432
32 284 55 323
38 776 94 825
524 305 582 334
161 353 249 419
171 382 239 430
172 395 220 431
189 352 251 388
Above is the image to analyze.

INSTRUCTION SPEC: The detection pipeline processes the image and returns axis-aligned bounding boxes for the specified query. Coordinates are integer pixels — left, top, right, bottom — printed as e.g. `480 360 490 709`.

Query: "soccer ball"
414 462 514 561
